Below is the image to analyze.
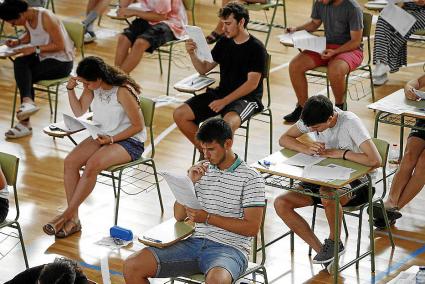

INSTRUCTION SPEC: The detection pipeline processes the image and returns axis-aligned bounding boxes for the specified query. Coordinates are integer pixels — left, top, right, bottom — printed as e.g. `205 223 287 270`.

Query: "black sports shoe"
283 105 303 123
373 217 396 229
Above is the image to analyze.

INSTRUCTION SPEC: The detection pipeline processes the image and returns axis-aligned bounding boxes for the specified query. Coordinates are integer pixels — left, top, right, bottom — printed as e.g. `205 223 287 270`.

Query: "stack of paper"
174 73 216 92
279 30 326 53
159 171 202 209
303 164 354 182
282 153 325 167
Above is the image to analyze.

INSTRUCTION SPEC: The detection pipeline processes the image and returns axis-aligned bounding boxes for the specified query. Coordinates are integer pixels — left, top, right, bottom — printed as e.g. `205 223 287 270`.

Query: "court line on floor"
78 261 123 277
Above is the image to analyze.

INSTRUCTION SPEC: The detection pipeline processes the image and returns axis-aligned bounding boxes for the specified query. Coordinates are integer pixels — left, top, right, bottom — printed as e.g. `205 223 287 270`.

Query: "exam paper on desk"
303 165 353 181
282 153 325 167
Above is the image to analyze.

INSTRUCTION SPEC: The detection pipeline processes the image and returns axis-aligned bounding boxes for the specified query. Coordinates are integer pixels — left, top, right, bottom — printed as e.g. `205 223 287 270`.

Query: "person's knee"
274 196 294 215
117 34 130 47
84 158 103 176
319 188 335 207
401 148 420 169
64 154 81 172
173 104 193 125
205 268 232 284
327 62 349 80
289 58 307 75
133 38 150 51
222 113 241 132
124 249 157 281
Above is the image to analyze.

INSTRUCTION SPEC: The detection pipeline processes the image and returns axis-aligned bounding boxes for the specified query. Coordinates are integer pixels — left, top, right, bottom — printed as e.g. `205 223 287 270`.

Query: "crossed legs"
44 137 131 235
385 136 425 210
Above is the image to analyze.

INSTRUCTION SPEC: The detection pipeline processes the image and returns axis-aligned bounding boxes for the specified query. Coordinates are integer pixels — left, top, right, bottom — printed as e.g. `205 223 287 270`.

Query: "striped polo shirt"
192 155 265 259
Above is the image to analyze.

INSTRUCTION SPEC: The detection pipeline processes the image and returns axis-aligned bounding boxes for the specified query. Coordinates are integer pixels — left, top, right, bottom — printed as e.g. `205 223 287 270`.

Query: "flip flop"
16 102 40 121
42 215 65 236
206 31 223 44
5 123 32 139
55 219 82 238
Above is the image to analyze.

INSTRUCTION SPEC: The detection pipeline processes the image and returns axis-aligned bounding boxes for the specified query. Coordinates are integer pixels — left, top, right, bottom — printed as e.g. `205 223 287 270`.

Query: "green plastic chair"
308 138 395 269
182 0 196 25
172 200 268 284
99 97 164 225
0 152 29 269
305 12 375 110
244 0 287 48
10 20 85 127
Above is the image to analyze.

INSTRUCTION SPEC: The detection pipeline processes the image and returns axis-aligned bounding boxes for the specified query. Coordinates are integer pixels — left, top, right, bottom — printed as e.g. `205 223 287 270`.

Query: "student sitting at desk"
372 2 425 86
372 74 425 228
173 2 267 159
42 56 146 238
114 0 187 74
123 118 265 284
275 95 381 272
283 0 363 122
0 0 74 139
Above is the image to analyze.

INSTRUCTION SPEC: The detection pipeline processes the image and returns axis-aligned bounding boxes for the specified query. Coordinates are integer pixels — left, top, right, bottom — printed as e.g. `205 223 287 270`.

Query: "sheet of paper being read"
185 25 214 63
292 31 326 54
160 171 203 209
380 3 416 37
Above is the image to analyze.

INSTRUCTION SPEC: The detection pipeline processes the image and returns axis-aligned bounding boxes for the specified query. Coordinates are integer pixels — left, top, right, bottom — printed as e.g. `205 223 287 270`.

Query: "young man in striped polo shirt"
124 118 266 284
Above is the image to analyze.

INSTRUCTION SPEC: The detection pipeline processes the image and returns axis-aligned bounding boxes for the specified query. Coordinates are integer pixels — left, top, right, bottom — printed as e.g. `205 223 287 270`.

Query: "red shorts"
303 44 363 71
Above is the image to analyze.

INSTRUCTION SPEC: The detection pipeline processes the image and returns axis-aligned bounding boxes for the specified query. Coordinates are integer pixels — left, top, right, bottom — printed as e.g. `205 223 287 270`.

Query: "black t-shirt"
211 35 267 104
5 264 89 284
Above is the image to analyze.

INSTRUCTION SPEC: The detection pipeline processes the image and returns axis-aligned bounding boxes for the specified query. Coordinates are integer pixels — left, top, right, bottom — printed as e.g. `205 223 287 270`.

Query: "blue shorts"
116 138 144 161
147 237 248 280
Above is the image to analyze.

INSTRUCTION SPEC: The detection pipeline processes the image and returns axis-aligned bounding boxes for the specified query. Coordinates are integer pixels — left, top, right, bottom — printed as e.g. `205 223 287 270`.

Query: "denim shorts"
147 237 248 280
116 138 144 161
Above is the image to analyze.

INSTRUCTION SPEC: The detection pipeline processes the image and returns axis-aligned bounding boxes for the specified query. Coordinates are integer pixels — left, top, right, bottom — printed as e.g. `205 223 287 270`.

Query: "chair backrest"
0 152 21 221
362 12 373 64
372 138 389 197
263 54 272 109
253 199 267 265
63 20 85 58
140 97 156 158
182 0 195 10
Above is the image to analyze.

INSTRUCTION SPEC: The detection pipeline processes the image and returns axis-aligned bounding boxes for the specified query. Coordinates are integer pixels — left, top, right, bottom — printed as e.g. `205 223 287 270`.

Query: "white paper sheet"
282 153 325 167
292 31 326 53
185 25 214 63
53 114 104 138
160 171 202 209
380 3 416 37
174 73 216 92
303 165 352 181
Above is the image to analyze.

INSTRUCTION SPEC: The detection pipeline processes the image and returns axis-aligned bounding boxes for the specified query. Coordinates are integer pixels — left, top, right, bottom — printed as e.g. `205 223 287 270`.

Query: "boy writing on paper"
275 95 381 272
124 118 265 284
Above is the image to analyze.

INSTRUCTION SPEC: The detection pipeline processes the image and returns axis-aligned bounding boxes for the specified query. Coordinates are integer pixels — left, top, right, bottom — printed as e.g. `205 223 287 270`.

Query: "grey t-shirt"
311 0 363 45
296 108 371 153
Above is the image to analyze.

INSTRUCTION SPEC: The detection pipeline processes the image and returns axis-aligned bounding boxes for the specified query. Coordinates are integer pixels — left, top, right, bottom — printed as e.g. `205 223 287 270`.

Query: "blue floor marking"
78 261 123 277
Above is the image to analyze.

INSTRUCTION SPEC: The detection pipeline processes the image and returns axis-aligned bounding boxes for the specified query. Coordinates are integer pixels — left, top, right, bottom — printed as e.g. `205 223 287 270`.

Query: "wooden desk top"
253 149 372 189
368 89 425 119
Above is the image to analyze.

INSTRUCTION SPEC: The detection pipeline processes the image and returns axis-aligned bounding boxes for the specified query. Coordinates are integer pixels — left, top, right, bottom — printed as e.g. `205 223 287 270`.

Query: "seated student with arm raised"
42 56 146 238
275 95 381 273
123 118 265 284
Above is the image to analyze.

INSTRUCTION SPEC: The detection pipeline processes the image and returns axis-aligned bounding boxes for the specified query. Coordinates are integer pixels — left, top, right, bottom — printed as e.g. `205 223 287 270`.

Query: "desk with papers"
368 89 425 159
253 148 374 283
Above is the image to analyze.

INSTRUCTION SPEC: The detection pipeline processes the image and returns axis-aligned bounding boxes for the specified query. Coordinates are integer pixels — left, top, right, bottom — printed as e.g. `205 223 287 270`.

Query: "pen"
257 160 271 168
143 236 162 243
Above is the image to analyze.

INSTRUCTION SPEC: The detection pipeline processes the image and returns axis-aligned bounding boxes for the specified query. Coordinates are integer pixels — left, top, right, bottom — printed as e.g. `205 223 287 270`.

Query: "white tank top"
25 8 74 62
91 86 147 143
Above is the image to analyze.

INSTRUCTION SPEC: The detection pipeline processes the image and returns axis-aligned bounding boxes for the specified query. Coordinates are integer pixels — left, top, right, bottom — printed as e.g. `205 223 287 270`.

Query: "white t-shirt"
296 108 371 153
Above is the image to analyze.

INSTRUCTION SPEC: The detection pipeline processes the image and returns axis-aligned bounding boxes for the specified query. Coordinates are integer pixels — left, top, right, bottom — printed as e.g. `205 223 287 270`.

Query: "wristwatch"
35 46 41 55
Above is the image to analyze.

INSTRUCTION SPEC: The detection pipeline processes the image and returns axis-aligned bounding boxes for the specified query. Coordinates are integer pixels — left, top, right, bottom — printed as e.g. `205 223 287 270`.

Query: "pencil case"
110 225 133 241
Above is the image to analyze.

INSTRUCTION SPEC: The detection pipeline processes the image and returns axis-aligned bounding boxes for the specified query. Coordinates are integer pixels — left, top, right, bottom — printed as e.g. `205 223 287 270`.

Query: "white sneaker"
373 73 389 86
373 63 390 78
84 31 96 43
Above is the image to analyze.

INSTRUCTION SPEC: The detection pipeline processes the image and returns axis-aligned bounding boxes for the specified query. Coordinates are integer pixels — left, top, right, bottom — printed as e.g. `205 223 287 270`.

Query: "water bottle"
416 266 425 284
388 144 400 170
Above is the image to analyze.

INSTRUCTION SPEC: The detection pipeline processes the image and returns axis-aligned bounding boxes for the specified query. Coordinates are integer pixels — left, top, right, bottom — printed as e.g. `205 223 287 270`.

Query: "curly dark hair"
218 2 249 28
0 0 29 21
38 257 87 284
76 56 141 101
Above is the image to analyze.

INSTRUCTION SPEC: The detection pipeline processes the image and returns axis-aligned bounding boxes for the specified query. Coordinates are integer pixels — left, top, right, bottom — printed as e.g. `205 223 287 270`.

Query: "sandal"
5 123 33 139
206 31 223 44
55 219 82 238
16 102 40 121
43 215 66 236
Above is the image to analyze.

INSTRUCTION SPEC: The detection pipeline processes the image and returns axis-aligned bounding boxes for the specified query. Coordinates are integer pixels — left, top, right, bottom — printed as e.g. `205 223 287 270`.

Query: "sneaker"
0 197 9 223
283 105 303 123
322 260 334 274
373 217 396 229
84 31 96 43
372 63 390 78
371 205 402 221
373 73 388 86
312 238 345 264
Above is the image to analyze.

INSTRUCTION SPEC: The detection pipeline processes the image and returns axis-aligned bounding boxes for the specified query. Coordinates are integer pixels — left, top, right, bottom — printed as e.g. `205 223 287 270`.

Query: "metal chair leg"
308 205 317 256
11 86 18 127
151 160 164 213
16 222 29 268
378 199 395 248
355 209 363 269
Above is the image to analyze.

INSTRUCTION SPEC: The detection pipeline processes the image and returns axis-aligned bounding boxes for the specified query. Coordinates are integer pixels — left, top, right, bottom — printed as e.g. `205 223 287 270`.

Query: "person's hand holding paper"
185 25 214 63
